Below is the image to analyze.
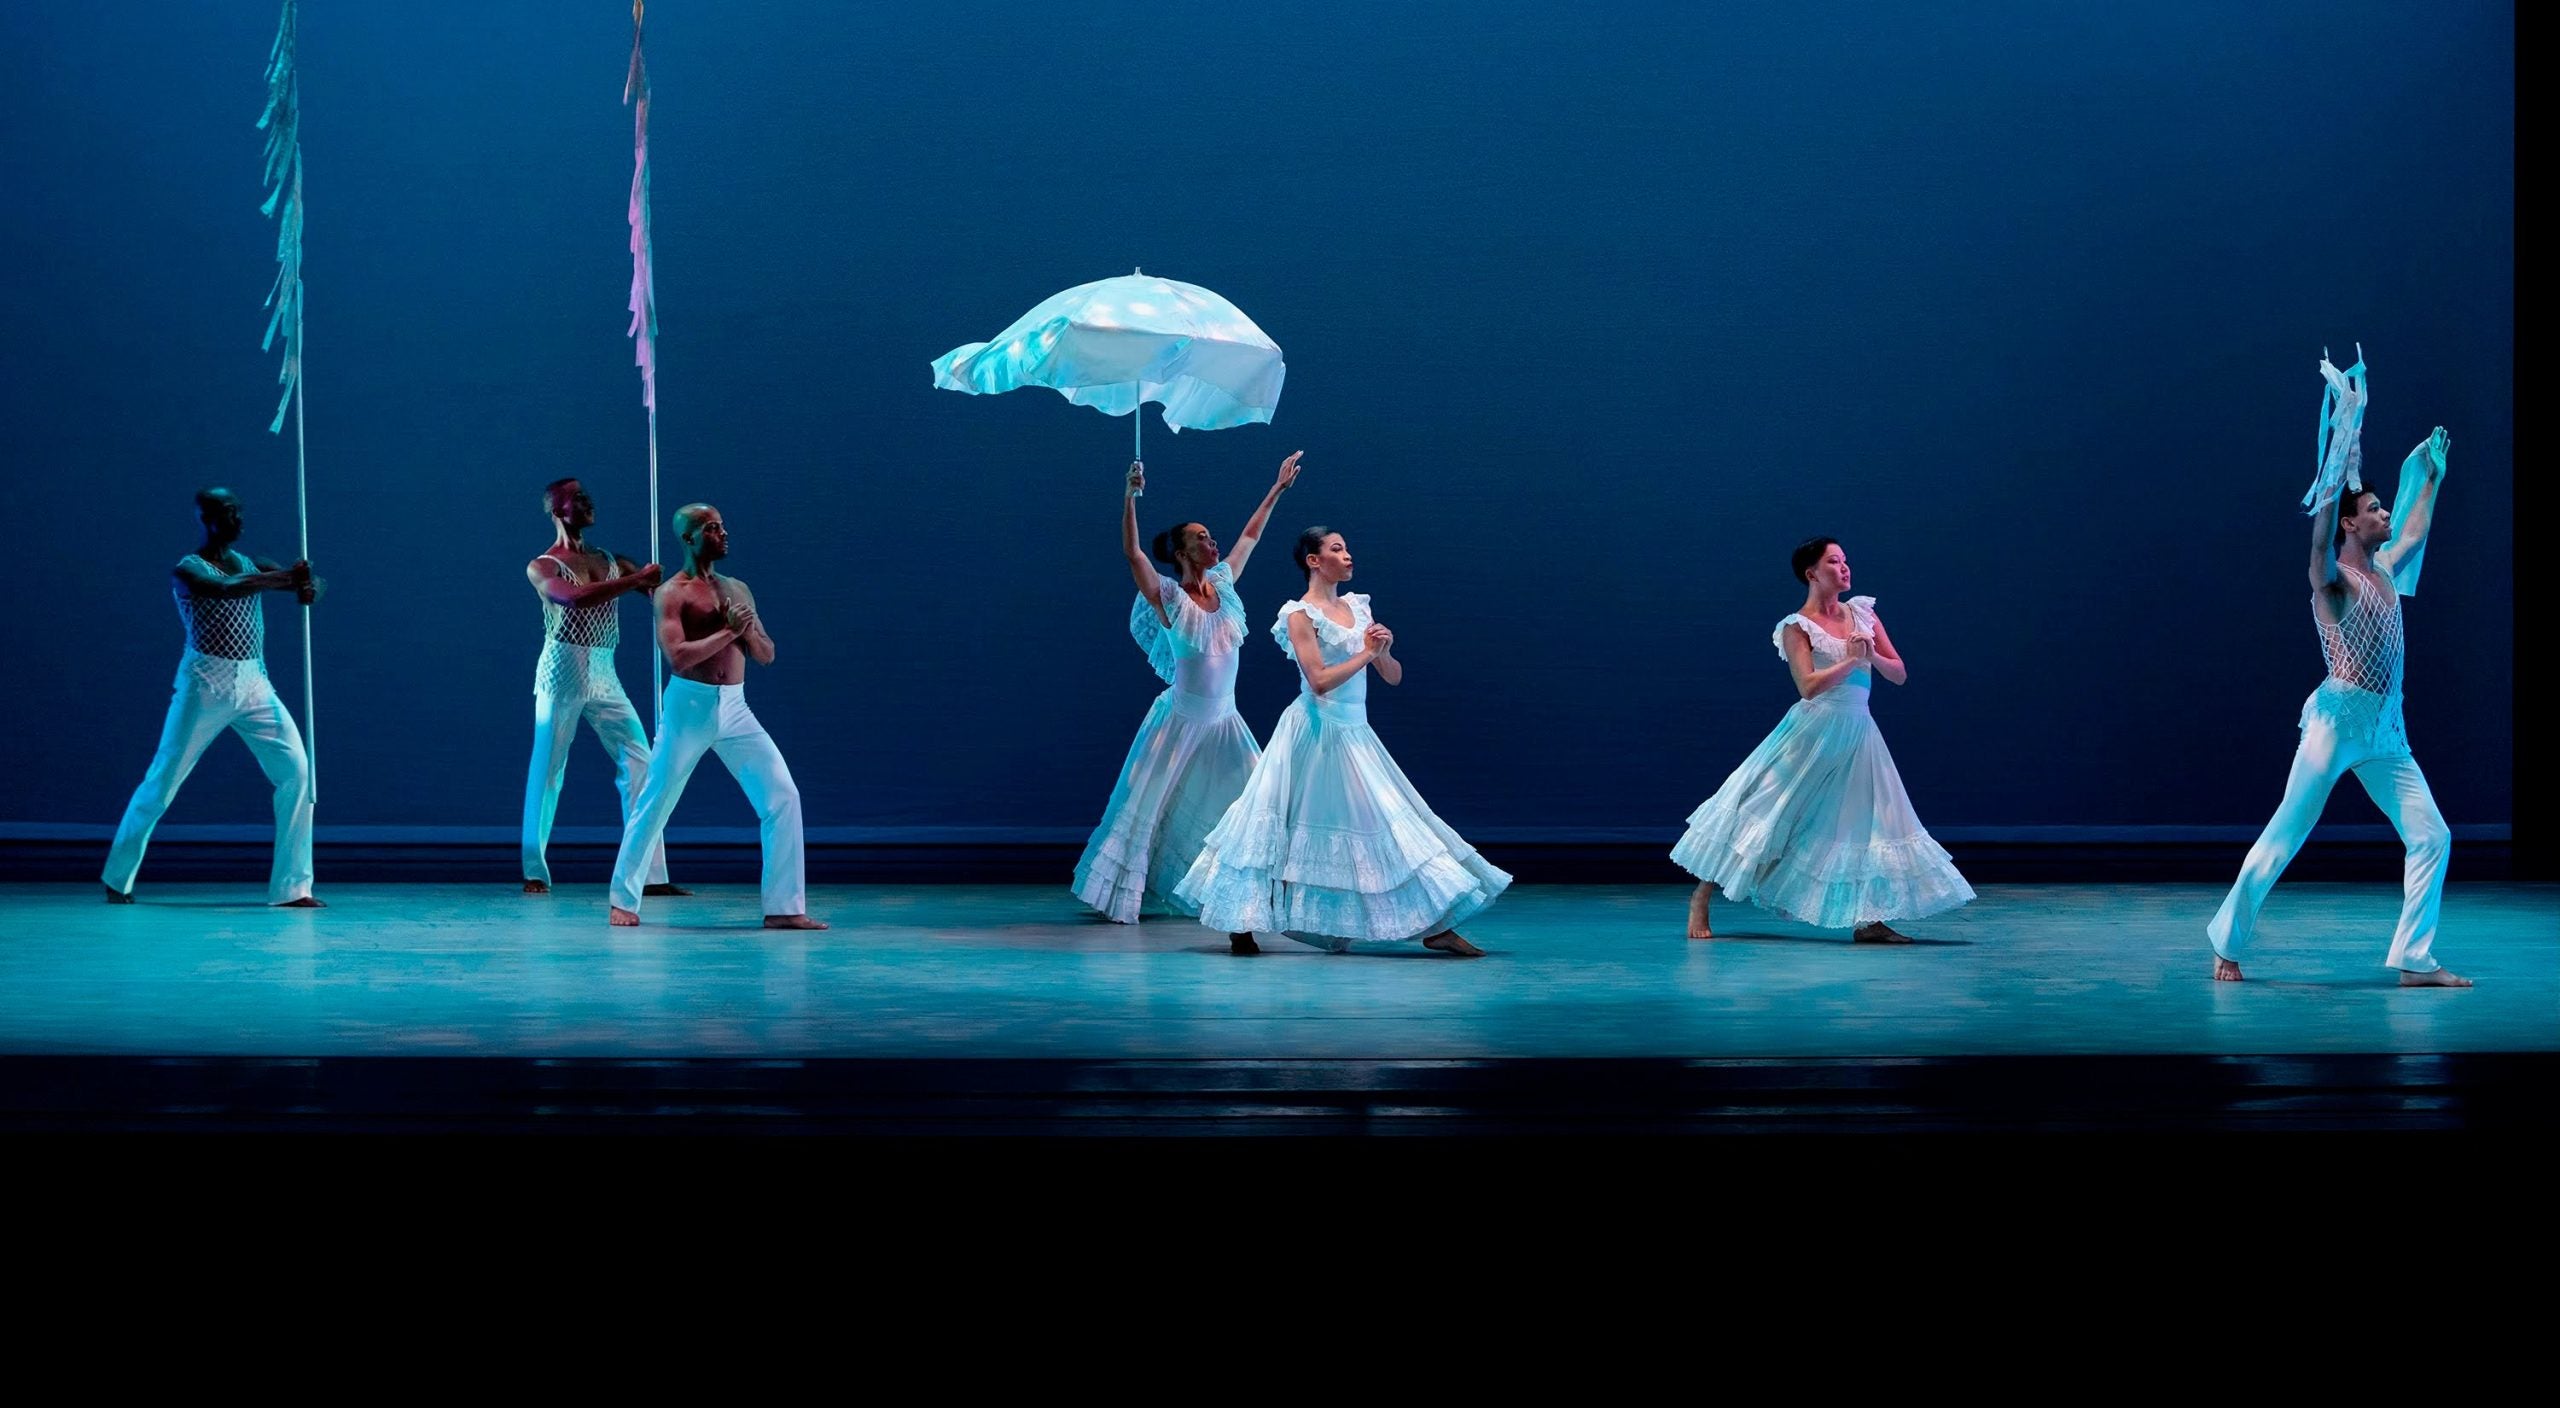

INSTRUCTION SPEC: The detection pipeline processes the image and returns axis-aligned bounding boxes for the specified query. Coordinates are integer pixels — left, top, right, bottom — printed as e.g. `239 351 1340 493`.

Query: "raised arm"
658 586 741 673
1221 451 1302 583
1287 610 1375 695
529 556 661 608
2309 483 2345 591
1864 615 1908 686
1783 624 1869 700
1123 462 1170 625
177 555 304 599
726 580 776 665
2377 428 2449 579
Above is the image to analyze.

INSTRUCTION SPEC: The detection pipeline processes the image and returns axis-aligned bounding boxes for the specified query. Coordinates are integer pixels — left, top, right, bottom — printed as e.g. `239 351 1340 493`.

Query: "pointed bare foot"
1852 922 1911 944
104 885 134 905
764 914 829 930
1687 885 1714 940
609 906 640 927
1229 932 1262 956
276 896 327 908
2214 955 2245 982
2398 968 2472 988
643 883 693 897
522 879 551 894
1423 931 1485 958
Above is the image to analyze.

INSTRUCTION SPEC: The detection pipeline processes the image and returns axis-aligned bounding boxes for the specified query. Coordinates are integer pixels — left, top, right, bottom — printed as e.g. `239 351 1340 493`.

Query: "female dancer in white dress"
1674 538 1973 942
1176 527 1511 956
1073 453 1302 952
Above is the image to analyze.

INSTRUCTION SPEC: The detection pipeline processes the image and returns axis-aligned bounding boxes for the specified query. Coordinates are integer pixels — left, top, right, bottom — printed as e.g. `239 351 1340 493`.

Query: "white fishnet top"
172 552 269 703
534 552 627 699
2303 564 2407 751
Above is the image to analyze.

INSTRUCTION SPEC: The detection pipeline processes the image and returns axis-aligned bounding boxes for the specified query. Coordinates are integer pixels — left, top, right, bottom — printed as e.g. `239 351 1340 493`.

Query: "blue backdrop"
0 1 2514 844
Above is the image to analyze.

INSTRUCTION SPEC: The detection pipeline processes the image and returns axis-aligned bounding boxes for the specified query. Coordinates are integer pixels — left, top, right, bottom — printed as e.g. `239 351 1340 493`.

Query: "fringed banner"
258 0 303 433
625 1 658 409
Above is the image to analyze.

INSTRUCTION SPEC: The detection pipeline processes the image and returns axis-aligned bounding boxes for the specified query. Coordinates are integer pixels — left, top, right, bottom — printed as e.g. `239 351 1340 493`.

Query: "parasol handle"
1131 383 1143 496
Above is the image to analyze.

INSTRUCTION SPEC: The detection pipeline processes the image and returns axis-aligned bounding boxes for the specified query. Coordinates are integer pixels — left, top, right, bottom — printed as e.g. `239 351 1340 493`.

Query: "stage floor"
3 881 2550 1061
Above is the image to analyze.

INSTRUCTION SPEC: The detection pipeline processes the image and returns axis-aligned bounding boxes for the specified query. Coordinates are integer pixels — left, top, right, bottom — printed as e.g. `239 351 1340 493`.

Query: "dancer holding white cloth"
2209 349 2463 986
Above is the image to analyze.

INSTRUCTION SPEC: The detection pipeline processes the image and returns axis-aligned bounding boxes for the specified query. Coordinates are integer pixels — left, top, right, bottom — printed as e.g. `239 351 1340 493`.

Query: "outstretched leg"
101 685 233 900
591 690 683 894
2354 751 2466 985
607 690 715 925
2206 722 2350 979
713 709 822 930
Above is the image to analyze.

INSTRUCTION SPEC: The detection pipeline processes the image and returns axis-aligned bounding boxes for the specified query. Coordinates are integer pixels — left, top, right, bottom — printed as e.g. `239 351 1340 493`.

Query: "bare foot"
643 883 693 897
2214 955 2245 982
276 896 327 908
1852 922 1911 944
764 914 828 930
1423 931 1485 958
522 879 550 894
1687 884 1714 940
2398 968 2473 988
1229 932 1261 956
104 885 134 905
609 906 640 927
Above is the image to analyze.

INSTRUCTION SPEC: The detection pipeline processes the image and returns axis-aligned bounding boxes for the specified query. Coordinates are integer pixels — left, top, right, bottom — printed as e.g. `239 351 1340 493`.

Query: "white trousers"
102 675 315 903
520 684 667 887
2209 717 2449 972
609 678 805 916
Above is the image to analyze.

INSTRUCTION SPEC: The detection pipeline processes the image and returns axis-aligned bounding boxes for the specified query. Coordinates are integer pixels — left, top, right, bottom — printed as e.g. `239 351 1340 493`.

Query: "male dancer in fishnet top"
2208 362 2465 987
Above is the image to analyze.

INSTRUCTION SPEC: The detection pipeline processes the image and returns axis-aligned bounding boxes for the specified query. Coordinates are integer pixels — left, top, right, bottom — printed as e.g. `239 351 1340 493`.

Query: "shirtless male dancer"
607 503 824 929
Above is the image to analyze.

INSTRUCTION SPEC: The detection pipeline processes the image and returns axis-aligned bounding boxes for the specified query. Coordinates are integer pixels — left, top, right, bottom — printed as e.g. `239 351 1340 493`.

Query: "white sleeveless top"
1131 561 1246 711
535 551 628 699
1273 593 1372 722
172 551 269 703
1774 596 1878 710
2302 564 2407 751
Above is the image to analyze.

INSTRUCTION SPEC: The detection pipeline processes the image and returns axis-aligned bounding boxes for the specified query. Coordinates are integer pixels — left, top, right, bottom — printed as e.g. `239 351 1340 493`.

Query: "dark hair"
543 476 579 513
1294 525 1337 582
194 487 234 515
1790 536 1839 584
2335 487 2383 545
1149 522 1200 567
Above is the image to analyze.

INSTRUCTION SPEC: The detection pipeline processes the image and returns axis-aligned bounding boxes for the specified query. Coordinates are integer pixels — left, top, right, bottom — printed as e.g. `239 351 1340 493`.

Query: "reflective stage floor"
3 882 2551 1133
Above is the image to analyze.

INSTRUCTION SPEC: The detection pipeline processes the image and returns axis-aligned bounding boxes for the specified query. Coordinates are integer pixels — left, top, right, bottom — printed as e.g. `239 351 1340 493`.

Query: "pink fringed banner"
625 1 657 409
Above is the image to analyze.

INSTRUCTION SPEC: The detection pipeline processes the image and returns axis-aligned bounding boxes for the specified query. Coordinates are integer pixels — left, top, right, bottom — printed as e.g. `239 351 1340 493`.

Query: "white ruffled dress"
1175 594 1511 949
1073 561 1264 923
1671 597 1974 929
